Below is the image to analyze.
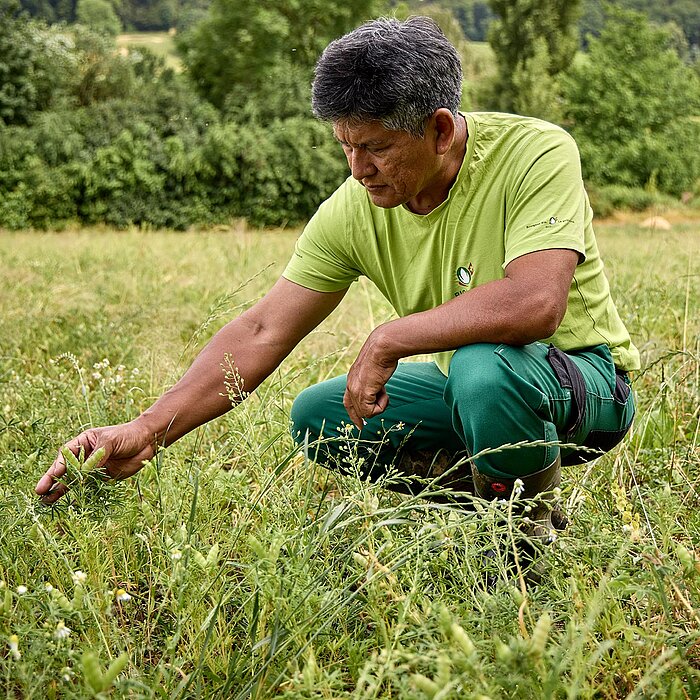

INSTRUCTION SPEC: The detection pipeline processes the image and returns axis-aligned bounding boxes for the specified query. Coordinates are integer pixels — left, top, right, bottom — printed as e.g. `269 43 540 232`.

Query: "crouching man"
37 17 638 552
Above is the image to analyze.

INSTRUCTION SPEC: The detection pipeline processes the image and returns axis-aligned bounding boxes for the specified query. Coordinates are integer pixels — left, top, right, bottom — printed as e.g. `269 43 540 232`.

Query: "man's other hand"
35 422 156 504
344 327 397 429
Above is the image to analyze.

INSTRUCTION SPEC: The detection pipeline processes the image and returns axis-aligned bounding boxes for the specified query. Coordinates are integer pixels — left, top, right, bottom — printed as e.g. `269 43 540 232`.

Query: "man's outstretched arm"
36 278 346 502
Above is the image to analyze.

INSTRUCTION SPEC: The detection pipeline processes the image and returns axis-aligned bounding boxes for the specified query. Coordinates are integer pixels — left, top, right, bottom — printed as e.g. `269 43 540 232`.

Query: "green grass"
116 32 181 72
0 223 698 698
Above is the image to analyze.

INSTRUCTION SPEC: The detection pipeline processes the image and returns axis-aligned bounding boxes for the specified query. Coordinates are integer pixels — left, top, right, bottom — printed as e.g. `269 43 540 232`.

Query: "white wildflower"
44 583 54 592
54 621 71 640
16 585 27 595
513 478 525 497
8 635 20 660
71 571 87 585
171 549 183 561
115 588 131 602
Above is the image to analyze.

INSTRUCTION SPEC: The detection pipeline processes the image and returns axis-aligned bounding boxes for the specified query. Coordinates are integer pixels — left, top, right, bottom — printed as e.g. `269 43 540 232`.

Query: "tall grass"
0 222 698 698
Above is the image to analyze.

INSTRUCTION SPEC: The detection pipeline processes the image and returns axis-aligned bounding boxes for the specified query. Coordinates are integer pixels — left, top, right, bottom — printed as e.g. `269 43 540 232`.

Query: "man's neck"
407 114 469 215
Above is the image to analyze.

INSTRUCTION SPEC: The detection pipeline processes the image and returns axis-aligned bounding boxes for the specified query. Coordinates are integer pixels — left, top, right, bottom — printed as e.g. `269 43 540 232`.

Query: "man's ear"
431 108 457 155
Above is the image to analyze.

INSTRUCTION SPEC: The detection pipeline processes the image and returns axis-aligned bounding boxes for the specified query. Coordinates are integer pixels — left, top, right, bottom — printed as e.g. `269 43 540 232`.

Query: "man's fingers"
35 434 100 500
35 454 67 496
344 386 389 430
343 391 364 430
374 389 389 414
40 482 68 504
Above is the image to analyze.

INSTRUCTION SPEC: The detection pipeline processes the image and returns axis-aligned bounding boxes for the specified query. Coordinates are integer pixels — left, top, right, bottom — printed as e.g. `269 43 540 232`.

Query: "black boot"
395 448 473 501
472 457 566 583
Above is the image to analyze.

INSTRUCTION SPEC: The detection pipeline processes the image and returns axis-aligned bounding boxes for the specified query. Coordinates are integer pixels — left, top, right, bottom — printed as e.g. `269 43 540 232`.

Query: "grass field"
0 222 698 698
116 32 182 72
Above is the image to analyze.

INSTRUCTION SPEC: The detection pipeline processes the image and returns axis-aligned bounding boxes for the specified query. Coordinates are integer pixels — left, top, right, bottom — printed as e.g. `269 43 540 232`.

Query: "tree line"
1 0 699 230
18 0 700 49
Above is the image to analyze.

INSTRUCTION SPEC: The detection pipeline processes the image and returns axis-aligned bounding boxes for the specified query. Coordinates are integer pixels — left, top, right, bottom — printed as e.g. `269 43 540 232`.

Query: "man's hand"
35 421 156 504
344 327 398 429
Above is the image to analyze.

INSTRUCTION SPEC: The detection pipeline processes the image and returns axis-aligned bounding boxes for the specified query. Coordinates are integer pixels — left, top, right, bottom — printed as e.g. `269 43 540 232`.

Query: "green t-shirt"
283 112 640 374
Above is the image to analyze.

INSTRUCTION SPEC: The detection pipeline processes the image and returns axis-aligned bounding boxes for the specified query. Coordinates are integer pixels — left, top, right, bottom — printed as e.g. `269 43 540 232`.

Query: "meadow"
0 220 698 699
116 32 182 71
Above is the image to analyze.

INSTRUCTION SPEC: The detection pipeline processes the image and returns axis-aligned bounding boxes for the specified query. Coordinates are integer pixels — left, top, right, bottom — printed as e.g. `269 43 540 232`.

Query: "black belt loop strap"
546 344 587 438
613 368 632 403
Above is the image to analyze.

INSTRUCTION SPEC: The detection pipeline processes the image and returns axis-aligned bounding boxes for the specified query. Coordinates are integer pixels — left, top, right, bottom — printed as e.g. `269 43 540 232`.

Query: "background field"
0 222 698 698
116 32 182 71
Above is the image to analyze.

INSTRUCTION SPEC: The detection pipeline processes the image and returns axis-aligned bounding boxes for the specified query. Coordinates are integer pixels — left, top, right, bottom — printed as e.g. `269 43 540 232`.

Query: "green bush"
0 93 348 230
207 117 347 228
0 3 364 231
587 184 680 218
563 7 700 196
75 0 120 36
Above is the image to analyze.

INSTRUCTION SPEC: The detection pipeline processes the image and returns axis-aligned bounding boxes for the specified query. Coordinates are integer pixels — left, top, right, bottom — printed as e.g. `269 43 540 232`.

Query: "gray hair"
312 16 463 138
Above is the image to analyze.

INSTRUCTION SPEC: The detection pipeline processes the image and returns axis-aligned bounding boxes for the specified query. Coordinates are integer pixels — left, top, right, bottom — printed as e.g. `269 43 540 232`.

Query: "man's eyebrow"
333 135 387 148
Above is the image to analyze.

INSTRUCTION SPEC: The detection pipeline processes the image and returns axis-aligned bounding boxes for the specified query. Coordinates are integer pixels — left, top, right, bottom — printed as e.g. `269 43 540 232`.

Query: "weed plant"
0 224 698 698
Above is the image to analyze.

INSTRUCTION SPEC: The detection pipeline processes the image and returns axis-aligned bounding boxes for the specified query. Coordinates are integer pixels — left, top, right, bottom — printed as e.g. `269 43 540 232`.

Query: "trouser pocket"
546 345 587 438
546 345 635 465
580 370 633 453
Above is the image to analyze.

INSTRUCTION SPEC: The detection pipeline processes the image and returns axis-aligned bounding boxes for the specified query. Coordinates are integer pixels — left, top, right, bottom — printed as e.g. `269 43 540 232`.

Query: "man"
36 17 638 541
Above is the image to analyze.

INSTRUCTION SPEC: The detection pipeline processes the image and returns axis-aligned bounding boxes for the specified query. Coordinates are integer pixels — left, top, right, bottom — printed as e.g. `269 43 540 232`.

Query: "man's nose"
349 149 376 181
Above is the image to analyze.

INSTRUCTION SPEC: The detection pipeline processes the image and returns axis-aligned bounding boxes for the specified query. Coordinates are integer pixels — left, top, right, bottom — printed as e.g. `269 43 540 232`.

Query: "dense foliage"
18 0 208 31
177 0 378 114
1 0 699 230
579 0 700 49
563 7 700 195
400 0 700 48
486 0 581 120
0 3 363 229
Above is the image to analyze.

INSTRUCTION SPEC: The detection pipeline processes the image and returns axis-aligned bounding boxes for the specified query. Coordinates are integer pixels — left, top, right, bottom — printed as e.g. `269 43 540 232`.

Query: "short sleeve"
282 188 361 292
503 129 587 268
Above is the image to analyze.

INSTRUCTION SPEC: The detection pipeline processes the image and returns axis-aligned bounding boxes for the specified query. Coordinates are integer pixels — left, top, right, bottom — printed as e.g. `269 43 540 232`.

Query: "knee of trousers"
444 344 559 476
444 344 515 418
289 379 343 446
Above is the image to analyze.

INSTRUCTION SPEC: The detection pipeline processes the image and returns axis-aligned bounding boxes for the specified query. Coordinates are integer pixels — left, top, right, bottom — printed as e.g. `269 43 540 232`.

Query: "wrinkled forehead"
332 118 407 146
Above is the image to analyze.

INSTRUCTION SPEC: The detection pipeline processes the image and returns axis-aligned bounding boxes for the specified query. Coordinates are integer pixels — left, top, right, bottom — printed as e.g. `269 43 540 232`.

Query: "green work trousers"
290 342 635 480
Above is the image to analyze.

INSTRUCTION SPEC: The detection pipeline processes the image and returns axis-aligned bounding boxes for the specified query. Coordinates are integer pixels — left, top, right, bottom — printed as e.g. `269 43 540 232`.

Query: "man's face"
332 120 441 209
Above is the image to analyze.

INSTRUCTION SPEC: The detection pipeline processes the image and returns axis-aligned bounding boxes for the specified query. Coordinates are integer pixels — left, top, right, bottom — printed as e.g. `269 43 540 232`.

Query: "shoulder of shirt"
317 175 367 211
464 111 576 147
305 175 371 238
462 111 580 174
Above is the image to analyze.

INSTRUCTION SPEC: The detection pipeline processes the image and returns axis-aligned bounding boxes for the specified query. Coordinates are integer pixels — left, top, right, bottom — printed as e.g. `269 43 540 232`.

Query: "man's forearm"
372 279 559 362
367 249 580 363
134 315 292 447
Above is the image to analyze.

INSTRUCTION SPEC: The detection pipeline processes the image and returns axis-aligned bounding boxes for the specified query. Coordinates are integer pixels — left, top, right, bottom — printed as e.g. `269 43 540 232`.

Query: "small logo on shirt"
526 216 575 229
456 263 474 287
